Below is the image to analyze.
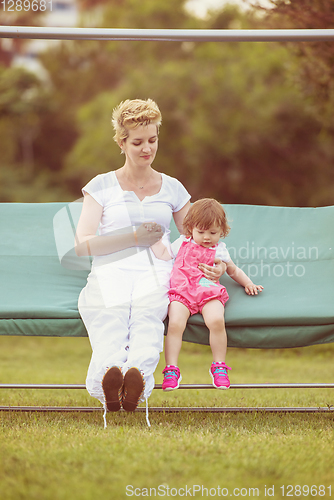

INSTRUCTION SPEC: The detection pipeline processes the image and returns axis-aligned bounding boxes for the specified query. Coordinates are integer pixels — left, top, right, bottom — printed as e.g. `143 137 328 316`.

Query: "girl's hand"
198 259 227 283
245 283 264 296
136 223 164 247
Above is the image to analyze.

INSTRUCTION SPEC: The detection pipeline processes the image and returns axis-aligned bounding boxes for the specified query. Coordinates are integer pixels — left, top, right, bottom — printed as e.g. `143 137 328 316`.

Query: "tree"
0 65 72 201
0 66 50 172
255 0 334 126
252 0 334 204
2 0 334 206
0 7 46 66
64 31 334 206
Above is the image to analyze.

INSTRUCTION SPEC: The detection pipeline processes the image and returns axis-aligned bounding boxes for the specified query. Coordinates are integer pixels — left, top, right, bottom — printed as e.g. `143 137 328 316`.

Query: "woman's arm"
226 260 264 295
75 194 164 256
150 240 173 261
150 201 191 262
198 259 227 282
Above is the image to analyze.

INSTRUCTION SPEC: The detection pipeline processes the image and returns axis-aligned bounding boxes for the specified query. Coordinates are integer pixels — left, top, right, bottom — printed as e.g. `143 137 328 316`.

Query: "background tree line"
0 0 333 206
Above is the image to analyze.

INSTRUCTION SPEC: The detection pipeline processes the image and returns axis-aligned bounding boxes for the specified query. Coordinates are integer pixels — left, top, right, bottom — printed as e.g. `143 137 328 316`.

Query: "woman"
75 99 224 425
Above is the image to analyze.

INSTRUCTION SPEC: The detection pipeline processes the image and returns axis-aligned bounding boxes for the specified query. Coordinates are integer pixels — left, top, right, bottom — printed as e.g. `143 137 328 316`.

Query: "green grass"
1 336 334 499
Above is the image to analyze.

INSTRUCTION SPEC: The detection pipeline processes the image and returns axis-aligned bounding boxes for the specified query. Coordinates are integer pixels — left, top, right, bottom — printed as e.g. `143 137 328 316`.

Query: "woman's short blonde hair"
112 98 162 144
183 198 231 238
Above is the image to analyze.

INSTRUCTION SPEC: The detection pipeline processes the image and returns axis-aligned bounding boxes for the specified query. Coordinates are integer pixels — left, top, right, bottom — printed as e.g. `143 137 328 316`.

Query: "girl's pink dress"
168 240 229 315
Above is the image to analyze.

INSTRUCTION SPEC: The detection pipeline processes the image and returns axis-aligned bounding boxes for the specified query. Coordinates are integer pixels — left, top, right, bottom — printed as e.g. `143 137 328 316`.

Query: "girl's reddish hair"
183 198 230 238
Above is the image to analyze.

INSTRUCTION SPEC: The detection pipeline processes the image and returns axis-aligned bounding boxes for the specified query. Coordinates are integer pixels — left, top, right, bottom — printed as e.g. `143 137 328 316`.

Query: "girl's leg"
162 301 190 391
164 301 190 366
202 300 231 389
201 300 227 362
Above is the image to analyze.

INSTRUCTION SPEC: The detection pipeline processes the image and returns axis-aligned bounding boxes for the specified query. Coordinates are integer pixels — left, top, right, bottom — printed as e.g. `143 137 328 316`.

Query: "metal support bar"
0 27 334 42
0 406 333 413
1 383 332 413
1 383 334 390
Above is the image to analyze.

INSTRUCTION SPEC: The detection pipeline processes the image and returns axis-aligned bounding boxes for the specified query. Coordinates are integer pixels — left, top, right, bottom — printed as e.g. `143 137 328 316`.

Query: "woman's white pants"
78 261 171 405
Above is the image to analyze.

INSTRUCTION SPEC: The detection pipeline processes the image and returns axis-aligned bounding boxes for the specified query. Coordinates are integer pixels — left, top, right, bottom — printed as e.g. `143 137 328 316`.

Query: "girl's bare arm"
226 260 264 295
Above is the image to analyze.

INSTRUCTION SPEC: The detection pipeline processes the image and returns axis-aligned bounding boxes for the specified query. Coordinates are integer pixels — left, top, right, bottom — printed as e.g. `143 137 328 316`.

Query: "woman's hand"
198 259 227 283
136 222 164 247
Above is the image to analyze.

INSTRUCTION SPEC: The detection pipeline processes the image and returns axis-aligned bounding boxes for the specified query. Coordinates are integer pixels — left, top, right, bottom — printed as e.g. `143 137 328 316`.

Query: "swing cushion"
0 202 333 348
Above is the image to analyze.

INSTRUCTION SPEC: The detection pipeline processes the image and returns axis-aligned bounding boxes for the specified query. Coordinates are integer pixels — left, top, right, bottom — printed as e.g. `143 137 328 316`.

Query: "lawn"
0 336 333 499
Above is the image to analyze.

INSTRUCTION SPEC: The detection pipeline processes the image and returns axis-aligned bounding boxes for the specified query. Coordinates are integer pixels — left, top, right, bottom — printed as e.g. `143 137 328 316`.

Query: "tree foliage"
0 6 46 64
258 0 334 124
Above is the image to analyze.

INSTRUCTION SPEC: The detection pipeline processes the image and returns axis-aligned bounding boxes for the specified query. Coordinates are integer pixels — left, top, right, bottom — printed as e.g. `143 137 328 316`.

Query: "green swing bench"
0 201 333 413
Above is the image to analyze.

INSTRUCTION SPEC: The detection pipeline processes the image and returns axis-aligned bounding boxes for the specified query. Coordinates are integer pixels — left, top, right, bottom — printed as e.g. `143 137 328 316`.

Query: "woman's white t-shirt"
82 170 190 271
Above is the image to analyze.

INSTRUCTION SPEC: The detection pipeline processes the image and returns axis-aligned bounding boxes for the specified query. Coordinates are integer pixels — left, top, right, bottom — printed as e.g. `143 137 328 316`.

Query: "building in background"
1 0 78 75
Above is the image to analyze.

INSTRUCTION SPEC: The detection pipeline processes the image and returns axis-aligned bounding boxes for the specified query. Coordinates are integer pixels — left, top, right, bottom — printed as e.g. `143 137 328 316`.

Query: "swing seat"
0 202 333 349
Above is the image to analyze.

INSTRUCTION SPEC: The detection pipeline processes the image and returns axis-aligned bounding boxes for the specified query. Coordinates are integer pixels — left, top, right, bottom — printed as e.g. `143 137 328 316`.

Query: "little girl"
152 198 263 391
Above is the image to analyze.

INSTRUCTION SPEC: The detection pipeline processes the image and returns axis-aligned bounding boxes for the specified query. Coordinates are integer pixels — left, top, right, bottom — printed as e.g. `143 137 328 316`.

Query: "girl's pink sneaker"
210 362 231 389
162 365 182 391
